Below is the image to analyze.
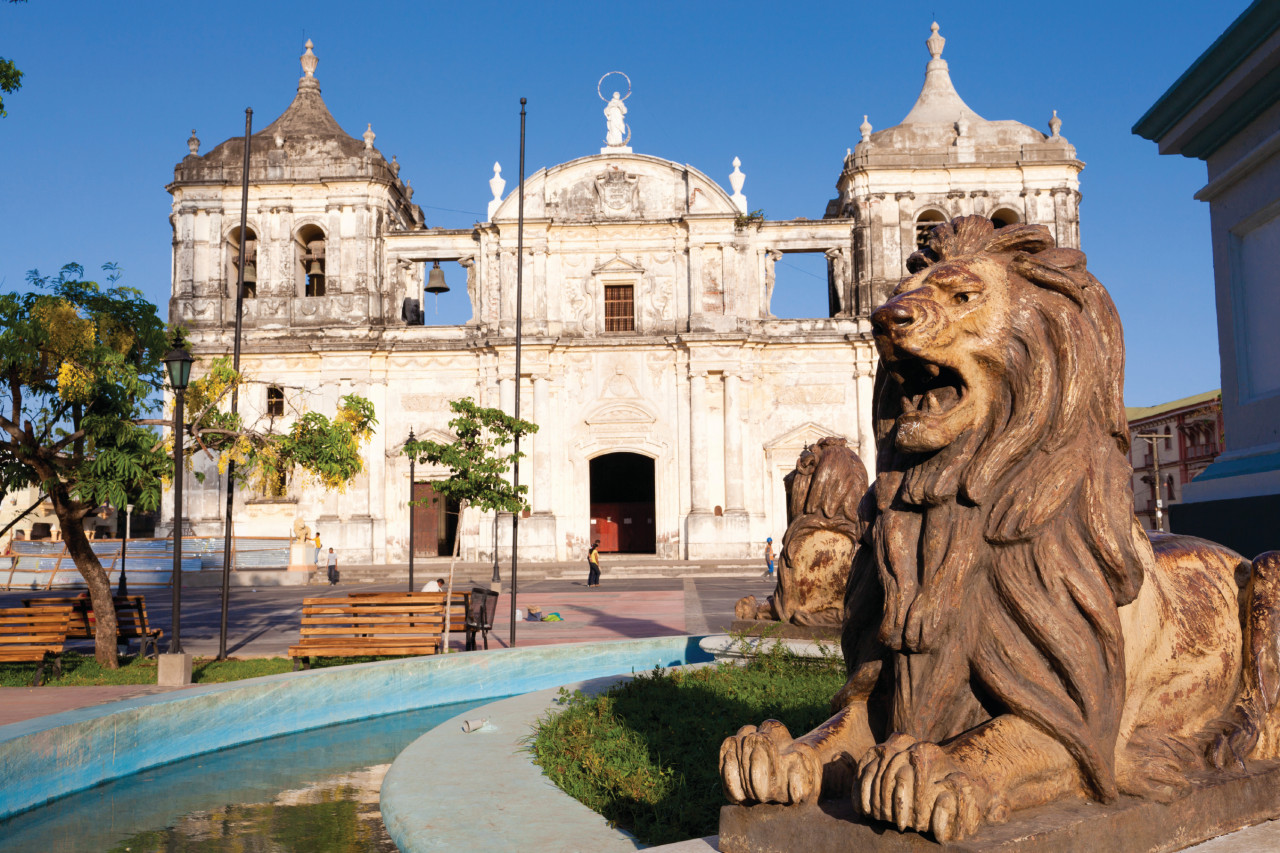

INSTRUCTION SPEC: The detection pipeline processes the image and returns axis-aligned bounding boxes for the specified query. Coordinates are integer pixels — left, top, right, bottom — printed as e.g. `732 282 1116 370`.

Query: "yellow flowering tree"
0 264 375 667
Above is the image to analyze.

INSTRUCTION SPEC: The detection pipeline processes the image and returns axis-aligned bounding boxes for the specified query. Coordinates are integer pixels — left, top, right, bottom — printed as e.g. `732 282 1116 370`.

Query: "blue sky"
0 1 1247 406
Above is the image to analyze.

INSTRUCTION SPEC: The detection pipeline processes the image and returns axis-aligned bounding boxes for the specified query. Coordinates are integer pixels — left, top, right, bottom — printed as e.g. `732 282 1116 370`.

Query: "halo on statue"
597 71 632 102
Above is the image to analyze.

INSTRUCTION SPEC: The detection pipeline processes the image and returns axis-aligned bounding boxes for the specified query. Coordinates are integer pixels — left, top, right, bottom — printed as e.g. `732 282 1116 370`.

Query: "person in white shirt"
422 577 445 592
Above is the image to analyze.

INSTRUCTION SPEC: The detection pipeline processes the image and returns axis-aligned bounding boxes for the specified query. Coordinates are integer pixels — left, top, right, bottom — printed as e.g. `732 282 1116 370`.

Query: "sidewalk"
0 574 775 726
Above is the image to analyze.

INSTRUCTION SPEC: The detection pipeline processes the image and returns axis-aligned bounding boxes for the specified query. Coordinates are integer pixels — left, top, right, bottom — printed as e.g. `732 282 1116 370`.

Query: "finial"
859 115 872 142
390 154 400 176
729 157 747 214
301 39 318 79
404 179 413 201
489 162 506 201
1049 109 1062 139
274 133 284 148
488 162 506 220
363 123 376 150
187 129 200 156
927 22 945 60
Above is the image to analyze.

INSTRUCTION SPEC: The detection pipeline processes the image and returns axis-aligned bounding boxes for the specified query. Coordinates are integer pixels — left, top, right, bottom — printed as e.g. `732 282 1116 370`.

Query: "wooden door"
412 482 440 557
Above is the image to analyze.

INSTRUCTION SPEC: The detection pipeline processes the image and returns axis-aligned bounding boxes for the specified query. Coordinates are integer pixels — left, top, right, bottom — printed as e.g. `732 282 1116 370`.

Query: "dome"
173 41 399 186
861 23 1054 155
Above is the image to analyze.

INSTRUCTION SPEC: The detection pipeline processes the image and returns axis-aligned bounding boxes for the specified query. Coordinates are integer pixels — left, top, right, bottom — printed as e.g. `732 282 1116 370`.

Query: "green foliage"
403 396 538 514
529 645 846 845
0 652 405 687
0 263 172 511
734 208 766 229
0 0 26 118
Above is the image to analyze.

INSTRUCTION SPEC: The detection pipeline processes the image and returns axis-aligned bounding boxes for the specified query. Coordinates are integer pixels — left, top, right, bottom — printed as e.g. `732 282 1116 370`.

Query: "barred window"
267 386 285 417
604 285 635 333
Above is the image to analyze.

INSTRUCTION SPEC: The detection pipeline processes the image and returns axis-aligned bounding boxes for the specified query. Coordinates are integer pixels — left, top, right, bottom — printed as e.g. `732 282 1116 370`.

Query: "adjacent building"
1125 390 1224 532
1134 0 1280 557
164 26 1083 565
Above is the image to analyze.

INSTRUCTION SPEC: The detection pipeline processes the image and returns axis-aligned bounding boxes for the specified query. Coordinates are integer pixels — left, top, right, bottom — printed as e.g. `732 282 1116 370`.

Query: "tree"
0 263 376 666
1 0 27 118
404 397 537 651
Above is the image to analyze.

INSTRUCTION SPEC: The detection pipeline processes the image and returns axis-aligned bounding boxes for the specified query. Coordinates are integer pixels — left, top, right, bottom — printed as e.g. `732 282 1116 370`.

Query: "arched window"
1166 475 1177 502
1164 426 1172 450
227 226 257 298
915 209 946 249
296 224 327 297
989 208 1021 229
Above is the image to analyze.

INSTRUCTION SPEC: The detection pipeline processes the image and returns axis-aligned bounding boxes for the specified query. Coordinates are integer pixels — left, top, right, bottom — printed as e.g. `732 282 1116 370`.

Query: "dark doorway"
589 453 656 553
412 482 458 558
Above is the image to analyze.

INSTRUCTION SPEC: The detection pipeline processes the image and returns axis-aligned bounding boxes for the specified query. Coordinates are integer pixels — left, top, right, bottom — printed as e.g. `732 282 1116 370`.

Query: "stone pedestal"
720 761 1280 852
288 541 311 572
158 653 193 686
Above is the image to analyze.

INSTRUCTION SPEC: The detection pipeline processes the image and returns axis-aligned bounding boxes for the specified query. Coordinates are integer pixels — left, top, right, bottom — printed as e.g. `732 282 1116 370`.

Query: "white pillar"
723 372 745 511
855 355 877 478
532 375 551 513
689 370 710 513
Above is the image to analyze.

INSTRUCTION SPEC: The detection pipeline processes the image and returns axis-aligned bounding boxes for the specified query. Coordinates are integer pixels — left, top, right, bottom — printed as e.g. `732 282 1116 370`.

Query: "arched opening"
989 207 1021 229
915 209 946 249
226 226 257 298
296 224 327 297
589 452 655 553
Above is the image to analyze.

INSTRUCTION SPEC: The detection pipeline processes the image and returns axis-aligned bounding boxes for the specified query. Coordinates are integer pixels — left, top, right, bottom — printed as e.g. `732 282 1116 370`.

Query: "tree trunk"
441 500 465 654
50 496 120 668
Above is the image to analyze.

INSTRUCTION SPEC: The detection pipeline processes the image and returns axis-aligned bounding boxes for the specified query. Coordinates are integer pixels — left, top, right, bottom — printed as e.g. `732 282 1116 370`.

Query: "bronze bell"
307 258 324 277
425 260 449 295
242 260 257 284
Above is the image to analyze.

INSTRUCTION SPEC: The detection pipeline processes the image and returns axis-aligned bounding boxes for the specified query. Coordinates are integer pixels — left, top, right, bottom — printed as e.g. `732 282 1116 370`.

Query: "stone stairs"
312 558 763 586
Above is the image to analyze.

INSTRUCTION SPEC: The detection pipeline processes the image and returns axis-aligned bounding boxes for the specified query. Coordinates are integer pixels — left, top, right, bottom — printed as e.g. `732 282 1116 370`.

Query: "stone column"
855 355 877 478
689 370 711 513
532 375 551 514
723 372 746 512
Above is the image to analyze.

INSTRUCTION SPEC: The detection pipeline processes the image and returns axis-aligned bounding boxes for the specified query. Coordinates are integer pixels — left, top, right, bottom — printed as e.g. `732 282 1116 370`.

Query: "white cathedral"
165 25 1082 565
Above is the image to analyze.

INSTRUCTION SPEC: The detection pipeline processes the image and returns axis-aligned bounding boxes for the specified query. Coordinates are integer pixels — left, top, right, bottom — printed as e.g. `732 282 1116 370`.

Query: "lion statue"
735 437 868 626
720 215 1280 842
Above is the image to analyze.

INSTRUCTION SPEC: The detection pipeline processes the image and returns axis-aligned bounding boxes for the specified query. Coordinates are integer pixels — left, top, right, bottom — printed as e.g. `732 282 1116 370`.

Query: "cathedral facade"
165 27 1081 564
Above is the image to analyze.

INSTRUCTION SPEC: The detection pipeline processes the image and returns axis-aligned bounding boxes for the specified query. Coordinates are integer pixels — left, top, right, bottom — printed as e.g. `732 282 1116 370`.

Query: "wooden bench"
0 605 73 685
23 594 164 657
347 590 470 633
289 593 465 670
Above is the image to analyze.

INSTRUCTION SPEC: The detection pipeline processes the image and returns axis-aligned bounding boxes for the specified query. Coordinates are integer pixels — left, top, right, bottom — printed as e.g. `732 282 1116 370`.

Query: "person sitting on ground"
422 577 445 592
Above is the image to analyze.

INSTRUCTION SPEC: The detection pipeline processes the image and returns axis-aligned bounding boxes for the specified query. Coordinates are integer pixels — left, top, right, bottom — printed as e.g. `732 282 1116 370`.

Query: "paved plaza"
0 570 775 725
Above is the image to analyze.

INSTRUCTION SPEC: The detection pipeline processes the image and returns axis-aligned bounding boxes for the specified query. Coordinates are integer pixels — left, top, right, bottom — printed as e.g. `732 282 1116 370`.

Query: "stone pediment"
764 421 845 451
585 400 658 426
593 254 645 275
490 152 739 222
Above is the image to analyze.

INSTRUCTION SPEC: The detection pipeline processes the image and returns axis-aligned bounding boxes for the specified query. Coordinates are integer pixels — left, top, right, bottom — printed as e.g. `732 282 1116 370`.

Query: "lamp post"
163 340 194 655
491 511 500 584
407 429 416 593
116 504 133 598
1134 432 1167 533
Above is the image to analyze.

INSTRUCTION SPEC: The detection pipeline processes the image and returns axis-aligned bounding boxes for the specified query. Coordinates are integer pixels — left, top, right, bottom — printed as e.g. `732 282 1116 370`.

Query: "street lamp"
1134 432 1168 533
407 428 416 592
116 503 133 597
163 339 194 654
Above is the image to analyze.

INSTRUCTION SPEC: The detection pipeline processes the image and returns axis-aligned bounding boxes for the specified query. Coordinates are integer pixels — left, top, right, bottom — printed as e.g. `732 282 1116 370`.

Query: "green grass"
0 652 414 687
528 638 847 846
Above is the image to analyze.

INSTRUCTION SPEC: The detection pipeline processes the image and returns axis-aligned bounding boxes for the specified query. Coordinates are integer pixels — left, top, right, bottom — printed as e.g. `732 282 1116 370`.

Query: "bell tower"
827 23 1084 312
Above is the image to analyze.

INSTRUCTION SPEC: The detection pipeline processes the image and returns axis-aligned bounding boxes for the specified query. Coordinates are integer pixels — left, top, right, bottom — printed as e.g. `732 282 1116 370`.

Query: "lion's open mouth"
889 357 966 418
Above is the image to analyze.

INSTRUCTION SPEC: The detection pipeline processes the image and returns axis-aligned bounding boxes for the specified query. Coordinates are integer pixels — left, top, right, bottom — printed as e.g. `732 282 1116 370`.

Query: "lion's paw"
855 736 1004 842
720 719 822 805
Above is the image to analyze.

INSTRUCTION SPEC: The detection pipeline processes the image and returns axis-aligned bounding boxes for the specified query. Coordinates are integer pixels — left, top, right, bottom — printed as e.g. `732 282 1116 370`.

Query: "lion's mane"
842 216 1154 802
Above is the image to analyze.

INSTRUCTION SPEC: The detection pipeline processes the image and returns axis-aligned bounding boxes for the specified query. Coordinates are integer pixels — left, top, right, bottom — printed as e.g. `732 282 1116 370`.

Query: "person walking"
763 537 776 579
326 547 339 586
587 540 601 588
